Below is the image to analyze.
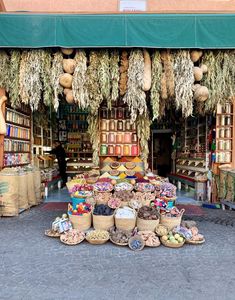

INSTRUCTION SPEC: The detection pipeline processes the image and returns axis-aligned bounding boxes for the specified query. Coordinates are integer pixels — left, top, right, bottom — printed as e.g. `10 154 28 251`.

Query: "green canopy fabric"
0 13 235 48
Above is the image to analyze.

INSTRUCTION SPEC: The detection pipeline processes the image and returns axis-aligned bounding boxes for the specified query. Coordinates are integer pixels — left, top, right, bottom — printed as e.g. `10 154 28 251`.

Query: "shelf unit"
33 125 52 155
59 102 93 174
99 103 139 157
175 116 209 180
3 103 31 167
215 102 235 165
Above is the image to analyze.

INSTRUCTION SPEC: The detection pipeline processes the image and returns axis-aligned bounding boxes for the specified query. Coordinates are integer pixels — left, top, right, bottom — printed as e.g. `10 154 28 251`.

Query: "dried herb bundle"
174 50 194 117
72 50 89 109
87 113 99 165
85 51 103 115
150 51 162 120
119 51 128 96
0 50 10 92
98 50 111 104
137 113 151 170
161 50 175 100
41 50 53 107
202 51 235 112
110 50 120 107
19 50 43 111
123 49 147 123
9 50 21 108
51 52 64 111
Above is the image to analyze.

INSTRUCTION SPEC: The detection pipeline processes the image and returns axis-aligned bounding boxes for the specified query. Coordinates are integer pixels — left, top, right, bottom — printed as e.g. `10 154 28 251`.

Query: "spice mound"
109 227 132 244
108 197 121 209
138 206 159 220
138 231 160 247
60 229 85 245
93 204 114 216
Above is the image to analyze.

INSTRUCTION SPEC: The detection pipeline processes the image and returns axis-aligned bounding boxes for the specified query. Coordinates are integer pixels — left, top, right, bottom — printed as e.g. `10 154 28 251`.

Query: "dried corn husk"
194 67 203 81
41 49 53 107
51 52 64 111
161 50 175 99
61 48 74 56
0 50 10 92
190 50 203 63
59 73 73 88
110 50 120 107
63 59 76 74
98 50 110 103
143 49 152 91
150 51 162 120
19 50 43 111
87 114 99 165
72 50 89 108
123 49 147 123
194 86 209 102
174 50 194 117
9 50 21 108
85 51 103 115
137 113 151 170
119 51 128 96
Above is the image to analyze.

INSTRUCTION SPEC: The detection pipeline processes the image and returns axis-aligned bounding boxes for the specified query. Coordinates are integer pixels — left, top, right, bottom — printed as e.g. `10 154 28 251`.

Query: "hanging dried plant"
51 51 64 111
9 50 21 108
137 113 151 170
19 50 43 111
174 50 194 117
202 51 235 113
72 50 89 109
123 49 147 123
98 50 111 104
110 50 120 108
0 50 10 92
85 51 103 115
119 51 128 96
150 51 162 120
161 50 175 99
87 113 99 166
41 50 53 107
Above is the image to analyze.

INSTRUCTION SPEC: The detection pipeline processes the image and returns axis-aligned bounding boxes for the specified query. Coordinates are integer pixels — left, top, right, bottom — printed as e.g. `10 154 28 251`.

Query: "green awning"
0 13 235 48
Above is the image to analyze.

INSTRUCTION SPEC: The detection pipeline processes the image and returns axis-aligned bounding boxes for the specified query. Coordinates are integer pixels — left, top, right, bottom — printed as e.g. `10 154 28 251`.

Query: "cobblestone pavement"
0 206 235 300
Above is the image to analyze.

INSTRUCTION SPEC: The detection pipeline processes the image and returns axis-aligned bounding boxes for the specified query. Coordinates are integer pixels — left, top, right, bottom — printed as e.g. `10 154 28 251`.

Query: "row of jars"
100 132 138 144
218 115 232 126
100 119 136 131
100 144 139 156
101 107 130 119
218 128 232 138
217 140 232 151
216 152 232 163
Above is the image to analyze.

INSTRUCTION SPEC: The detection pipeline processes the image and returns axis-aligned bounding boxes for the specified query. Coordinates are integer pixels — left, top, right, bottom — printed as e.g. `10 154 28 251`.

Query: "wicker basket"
128 236 145 251
155 224 169 237
60 234 85 246
160 237 185 248
137 217 159 232
44 229 61 238
186 238 205 245
69 212 91 231
115 209 137 231
110 237 128 246
92 214 114 231
86 231 110 245
160 209 185 230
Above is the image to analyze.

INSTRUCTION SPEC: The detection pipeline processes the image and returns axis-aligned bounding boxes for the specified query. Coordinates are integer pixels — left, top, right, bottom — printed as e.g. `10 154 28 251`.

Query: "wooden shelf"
6 121 30 129
4 151 30 153
4 163 29 167
5 136 30 142
6 106 30 117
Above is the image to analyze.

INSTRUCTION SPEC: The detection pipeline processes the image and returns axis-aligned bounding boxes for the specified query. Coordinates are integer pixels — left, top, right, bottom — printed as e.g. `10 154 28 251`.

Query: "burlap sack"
26 171 37 207
33 169 42 204
18 171 29 210
0 170 19 216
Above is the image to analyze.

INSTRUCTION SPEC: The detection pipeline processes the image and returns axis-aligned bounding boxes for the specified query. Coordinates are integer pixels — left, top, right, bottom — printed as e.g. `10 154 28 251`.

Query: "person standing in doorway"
50 141 67 188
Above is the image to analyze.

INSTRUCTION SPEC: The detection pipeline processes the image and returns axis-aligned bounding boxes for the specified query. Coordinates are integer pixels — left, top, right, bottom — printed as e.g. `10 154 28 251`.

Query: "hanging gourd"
194 86 209 102
61 48 74 56
59 73 73 88
63 59 76 74
194 67 203 81
0 96 7 135
190 50 203 63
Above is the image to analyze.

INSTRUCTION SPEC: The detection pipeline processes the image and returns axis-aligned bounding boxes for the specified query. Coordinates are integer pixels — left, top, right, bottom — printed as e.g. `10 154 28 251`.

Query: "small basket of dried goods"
60 229 85 246
115 207 137 231
109 227 132 246
92 204 115 230
160 207 185 230
160 231 185 248
86 230 110 245
128 235 145 251
137 206 159 232
138 231 160 247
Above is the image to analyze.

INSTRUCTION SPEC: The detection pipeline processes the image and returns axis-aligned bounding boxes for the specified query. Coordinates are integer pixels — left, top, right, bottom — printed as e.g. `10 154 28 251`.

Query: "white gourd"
194 67 203 81
194 86 209 102
143 49 152 91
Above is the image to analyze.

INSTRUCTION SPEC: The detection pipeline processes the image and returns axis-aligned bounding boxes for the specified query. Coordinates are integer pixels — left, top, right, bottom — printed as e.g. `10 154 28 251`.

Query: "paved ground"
0 206 235 300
